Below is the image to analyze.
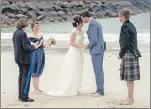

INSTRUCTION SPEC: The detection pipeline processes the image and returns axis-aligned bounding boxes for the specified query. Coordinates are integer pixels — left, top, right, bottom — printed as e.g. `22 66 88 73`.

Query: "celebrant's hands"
39 39 44 45
33 39 44 49
31 42 38 46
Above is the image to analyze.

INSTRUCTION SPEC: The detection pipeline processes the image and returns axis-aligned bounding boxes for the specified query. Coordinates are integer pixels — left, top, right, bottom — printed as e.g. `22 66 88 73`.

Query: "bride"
47 16 87 96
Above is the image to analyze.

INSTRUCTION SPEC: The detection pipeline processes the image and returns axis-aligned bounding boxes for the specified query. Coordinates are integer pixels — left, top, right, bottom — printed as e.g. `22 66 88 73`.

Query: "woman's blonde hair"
16 18 28 29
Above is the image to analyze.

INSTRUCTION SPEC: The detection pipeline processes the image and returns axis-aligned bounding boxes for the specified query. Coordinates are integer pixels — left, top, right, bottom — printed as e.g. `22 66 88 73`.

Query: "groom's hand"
85 45 88 49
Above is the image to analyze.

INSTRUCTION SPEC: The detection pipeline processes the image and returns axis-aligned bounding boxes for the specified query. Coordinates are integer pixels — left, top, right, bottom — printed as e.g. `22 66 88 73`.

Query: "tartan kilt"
120 53 140 81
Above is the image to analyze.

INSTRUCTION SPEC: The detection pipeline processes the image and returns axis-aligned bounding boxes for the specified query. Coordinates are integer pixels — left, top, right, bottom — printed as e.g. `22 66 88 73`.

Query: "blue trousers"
91 53 104 95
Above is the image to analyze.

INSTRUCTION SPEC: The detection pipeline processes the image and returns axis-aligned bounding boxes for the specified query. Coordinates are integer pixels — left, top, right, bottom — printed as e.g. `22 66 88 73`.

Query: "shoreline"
1 39 150 54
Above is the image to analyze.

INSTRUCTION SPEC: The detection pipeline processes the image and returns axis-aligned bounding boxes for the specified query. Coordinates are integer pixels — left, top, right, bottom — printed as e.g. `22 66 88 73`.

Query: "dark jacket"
119 20 141 58
12 28 35 64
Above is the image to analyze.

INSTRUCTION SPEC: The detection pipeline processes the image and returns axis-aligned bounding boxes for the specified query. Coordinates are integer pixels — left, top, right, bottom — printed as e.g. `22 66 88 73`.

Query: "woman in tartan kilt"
118 9 141 105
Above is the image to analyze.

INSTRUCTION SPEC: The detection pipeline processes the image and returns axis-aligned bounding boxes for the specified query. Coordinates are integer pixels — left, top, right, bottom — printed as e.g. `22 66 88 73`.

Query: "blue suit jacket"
88 18 105 55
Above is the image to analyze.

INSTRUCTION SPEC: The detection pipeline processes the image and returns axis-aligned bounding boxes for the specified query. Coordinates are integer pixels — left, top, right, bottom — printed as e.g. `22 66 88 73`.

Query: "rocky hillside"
1 0 151 27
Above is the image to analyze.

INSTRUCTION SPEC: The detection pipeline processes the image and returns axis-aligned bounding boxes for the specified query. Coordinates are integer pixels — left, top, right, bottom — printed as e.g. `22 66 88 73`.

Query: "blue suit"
88 18 105 95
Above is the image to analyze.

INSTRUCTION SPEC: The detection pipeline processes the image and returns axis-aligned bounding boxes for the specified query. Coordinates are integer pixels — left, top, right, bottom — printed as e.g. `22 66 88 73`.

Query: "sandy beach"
1 45 150 108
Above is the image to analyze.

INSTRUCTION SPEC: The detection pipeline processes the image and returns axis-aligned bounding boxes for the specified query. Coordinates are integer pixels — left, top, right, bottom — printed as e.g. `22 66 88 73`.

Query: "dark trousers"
18 64 31 100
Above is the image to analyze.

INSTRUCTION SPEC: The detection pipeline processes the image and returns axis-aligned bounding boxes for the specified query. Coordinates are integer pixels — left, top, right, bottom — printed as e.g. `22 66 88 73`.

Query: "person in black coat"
12 18 43 102
118 9 141 105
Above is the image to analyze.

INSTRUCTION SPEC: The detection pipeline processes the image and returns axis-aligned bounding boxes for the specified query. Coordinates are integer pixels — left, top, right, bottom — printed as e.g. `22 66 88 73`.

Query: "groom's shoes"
91 92 104 97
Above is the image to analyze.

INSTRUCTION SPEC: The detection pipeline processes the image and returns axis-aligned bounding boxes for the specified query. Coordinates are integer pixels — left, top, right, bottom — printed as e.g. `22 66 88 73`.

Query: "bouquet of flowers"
47 38 56 46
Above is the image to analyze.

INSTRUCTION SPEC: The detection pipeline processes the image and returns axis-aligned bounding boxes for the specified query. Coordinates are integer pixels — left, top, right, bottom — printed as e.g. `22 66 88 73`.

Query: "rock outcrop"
1 0 150 27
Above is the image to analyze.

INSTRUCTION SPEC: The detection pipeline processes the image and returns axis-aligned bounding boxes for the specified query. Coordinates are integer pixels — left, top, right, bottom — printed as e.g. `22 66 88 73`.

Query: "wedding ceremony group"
13 9 141 104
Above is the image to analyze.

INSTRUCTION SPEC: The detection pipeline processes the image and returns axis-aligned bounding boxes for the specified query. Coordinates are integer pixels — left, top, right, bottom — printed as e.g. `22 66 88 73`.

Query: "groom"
80 11 105 96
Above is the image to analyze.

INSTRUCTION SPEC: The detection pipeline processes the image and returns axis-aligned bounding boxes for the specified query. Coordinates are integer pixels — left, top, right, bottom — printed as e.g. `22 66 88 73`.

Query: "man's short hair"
80 11 91 17
16 18 28 29
119 9 131 20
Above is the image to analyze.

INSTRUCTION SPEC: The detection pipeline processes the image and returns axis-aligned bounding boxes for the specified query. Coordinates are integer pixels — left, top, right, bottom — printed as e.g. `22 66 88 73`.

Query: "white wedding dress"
48 28 85 96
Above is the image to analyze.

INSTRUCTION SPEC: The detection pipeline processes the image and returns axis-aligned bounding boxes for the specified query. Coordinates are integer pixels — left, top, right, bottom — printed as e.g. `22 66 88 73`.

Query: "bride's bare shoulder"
72 28 77 32
71 28 77 35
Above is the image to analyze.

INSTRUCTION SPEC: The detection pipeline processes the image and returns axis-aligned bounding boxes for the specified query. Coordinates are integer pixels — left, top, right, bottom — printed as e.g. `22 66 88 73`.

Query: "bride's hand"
81 44 88 49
